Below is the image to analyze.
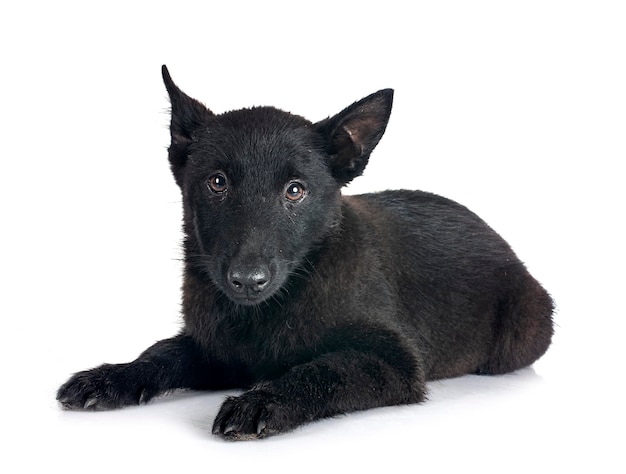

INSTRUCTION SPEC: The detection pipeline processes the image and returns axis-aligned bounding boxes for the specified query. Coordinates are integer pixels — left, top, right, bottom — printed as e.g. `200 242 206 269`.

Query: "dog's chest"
199 308 326 380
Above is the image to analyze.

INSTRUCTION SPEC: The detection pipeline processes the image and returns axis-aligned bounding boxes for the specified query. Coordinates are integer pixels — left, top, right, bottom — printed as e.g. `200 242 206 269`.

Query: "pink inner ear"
341 125 364 156
171 130 192 146
343 125 356 139
342 110 384 152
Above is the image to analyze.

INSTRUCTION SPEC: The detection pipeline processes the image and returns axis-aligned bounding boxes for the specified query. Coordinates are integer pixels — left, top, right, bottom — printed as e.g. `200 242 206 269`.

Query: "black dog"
57 66 554 440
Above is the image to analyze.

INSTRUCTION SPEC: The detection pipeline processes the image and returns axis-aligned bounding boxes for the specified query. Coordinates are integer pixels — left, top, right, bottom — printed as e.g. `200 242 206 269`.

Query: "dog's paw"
212 390 298 441
57 363 152 410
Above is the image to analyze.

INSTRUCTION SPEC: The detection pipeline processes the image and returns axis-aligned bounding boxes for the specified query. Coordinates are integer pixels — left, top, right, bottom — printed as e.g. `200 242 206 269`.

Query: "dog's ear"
162 65 214 182
316 89 393 184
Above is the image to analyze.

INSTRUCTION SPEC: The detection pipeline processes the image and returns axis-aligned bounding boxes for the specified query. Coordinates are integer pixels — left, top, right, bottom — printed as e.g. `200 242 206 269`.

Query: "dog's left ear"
162 65 214 184
316 89 393 184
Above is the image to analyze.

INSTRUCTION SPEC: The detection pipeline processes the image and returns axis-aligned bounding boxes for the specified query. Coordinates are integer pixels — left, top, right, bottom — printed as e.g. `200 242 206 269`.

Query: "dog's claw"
57 397 71 409
84 397 98 409
138 389 149 405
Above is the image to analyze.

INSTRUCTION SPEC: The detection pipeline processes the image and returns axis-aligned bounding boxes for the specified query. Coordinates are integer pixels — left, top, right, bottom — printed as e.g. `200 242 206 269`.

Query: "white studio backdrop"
1 1 624 473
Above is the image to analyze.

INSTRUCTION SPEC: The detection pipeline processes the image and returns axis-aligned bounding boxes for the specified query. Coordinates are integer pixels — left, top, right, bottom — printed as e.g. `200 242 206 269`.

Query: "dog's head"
162 65 393 306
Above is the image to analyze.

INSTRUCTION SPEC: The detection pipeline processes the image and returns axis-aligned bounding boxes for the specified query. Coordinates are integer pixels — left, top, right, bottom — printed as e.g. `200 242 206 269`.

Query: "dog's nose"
227 264 272 296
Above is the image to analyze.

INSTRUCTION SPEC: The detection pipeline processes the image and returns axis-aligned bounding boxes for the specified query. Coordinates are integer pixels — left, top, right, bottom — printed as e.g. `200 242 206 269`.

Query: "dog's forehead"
219 106 311 130
191 106 320 174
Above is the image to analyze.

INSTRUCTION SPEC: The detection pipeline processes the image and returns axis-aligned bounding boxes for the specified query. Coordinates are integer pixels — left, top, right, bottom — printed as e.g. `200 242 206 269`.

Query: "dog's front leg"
57 334 210 410
212 348 426 440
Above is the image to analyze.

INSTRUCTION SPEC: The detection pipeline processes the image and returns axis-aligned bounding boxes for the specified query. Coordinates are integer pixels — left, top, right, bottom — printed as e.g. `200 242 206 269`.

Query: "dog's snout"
227 264 272 297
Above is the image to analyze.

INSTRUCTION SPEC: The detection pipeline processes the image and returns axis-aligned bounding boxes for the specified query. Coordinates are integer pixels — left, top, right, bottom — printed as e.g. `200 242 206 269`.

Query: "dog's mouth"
227 292 274 306
222 281 283 307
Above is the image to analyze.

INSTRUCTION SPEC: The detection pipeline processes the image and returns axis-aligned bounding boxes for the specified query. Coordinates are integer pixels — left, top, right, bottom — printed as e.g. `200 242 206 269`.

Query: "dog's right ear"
315 89 393 185
162 65 214 183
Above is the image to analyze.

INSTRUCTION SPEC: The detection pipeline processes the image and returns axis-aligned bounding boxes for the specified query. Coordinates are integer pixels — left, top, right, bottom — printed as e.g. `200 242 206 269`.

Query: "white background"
1 1 624 472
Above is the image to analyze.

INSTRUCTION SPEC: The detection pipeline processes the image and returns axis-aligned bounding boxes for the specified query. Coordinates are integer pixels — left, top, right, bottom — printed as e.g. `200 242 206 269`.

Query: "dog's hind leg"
477 271 554 375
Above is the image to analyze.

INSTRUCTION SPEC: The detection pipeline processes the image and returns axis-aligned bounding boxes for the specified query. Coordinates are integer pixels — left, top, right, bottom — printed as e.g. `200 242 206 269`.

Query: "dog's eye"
285 182 305 202
207 173 228 194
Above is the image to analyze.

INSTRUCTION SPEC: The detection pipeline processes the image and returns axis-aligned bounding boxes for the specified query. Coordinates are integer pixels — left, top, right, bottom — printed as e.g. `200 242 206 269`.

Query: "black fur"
57 66 554 440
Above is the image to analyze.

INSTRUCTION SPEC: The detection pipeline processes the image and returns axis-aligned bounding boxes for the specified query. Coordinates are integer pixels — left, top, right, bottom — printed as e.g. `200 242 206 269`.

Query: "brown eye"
207 173 228 193
285 182 305 202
